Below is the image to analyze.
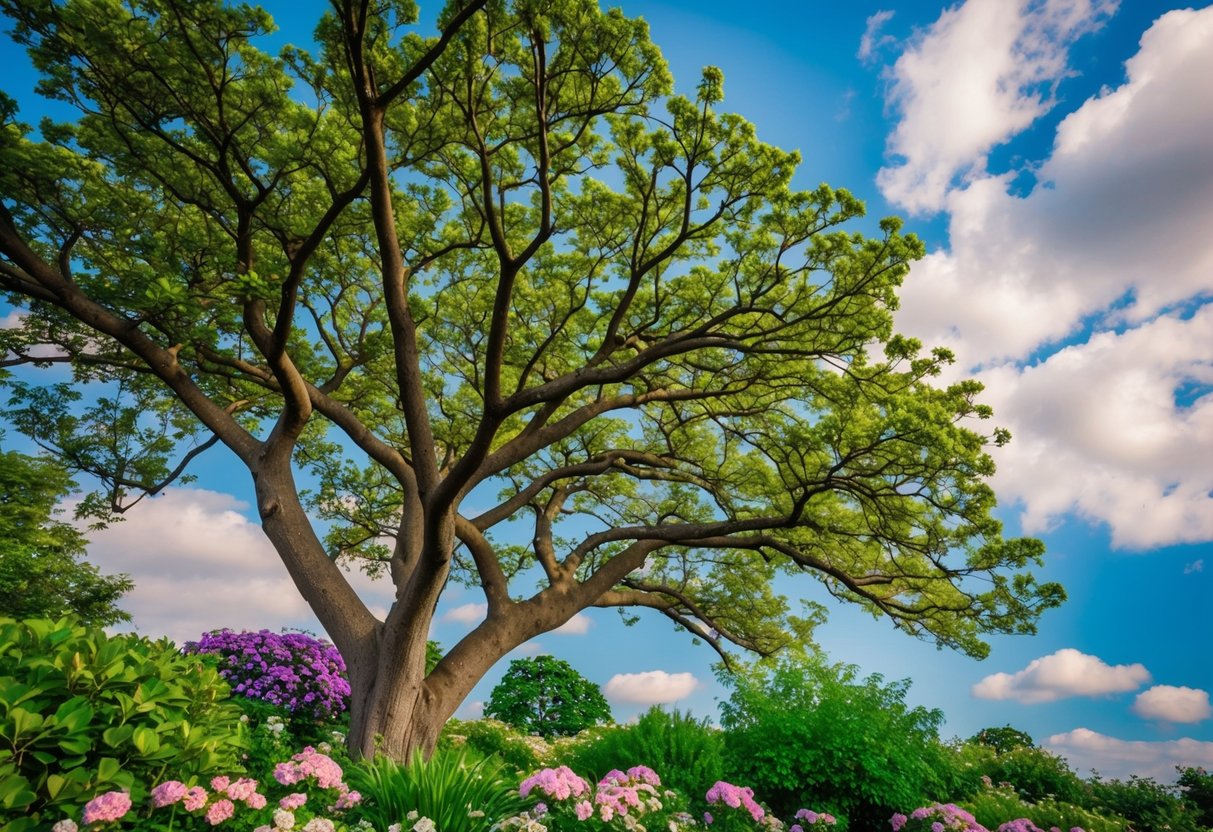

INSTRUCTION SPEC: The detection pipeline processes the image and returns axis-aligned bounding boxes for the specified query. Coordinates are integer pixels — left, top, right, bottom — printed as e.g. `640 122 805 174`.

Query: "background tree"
718 653 954 829
968 725 1035 755
0 445 132 626
0 0 1063 760
484 655 612 738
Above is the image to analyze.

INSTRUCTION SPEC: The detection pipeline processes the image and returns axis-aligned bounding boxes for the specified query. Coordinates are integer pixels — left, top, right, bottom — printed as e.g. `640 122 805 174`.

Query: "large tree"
0 0 1063 760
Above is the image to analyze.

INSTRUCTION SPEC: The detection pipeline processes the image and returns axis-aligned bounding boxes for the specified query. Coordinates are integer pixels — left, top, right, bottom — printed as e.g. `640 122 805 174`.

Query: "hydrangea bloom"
206 799 235 826
303 820 337 832
52 820 78 832
706 781 765 823
281 793 308 810
81 791 132 825
520 767 592 801
151 781 189 808
596 768 662 819
185 629 351 720
274 746 346 790
997 821 1046 832
897 804 987 832
184 787 209 812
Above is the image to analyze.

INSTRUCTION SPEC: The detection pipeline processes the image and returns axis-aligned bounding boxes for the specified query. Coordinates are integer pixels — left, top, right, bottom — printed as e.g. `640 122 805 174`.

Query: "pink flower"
890 814 908 832
206 799 235 826
246 793 267 810
225 778 258 801
184 787 209 812
333 790 362 810
627 766 661 786
704 813 714 825
82 791 132 825
151 781 189 808
796 810 818 825
280 793 308 810
576 801 593 821
211 776 231 792
302 820 336 832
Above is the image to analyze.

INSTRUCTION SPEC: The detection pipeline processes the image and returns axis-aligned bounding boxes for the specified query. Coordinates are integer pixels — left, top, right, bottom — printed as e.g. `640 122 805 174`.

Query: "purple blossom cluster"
891 804 987 832
594 767 664 822
706 781 766 824
185 629 351 720
790 807 837 832
520 766 592 802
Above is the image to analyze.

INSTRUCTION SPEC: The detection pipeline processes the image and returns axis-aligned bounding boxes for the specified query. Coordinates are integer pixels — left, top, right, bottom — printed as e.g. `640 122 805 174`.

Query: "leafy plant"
486 656 612 739
1086 776 1201 832
719 654 950 828
440 718 548 776
1177 766 1213 827
346 746 527 832
962 784 1125 832
560 708 725 813
0 616 245 832
976 745 1086 806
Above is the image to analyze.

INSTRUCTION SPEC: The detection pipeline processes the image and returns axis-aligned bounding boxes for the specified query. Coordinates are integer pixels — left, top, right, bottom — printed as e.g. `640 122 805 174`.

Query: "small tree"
485 655 612 738
0 446 132 626
968 725 1035 755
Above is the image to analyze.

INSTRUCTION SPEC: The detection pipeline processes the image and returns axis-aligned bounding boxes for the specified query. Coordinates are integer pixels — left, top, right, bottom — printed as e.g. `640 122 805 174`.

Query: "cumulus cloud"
79 487 395 645
1185 560 1205 575
889 7 1213 548
1133 686 1213 724
878 0 1115 214
552 613 592 635
442 602 488 625
972 649 1150 703
1048 728 1213 782
603 670 700 705
857 10 896 64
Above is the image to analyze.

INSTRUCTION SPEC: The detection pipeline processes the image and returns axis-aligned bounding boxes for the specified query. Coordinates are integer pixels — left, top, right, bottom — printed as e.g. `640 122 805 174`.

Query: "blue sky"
2 0 1211 783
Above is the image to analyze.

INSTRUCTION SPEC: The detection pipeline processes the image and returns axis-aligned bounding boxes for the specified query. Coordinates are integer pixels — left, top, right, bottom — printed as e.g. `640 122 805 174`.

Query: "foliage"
1086 776 1203 832
346 746 527 832
1178 767 1213 827
0 616 244 832
961 785 1125 832
440 718 549 777
969 727 1035 756
974 746 1086 806
559 708 725 813
486 656 612 739
719 654 949 827
0 0 1064 758
0 447 132 627
185 629 351 722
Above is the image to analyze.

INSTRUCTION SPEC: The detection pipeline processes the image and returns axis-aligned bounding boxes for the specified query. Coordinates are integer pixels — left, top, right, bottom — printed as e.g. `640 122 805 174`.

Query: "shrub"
440 718 549 776
1177 766 1213 827
184 628 351 723
968 727 1035 756
560 708 725 814
346 746 527 832
961 784 1125 832
0 616 245 831
1086 776 1201 832
976 745 1086 806
890 803 986 832
720 655 950 829
512 764 692 832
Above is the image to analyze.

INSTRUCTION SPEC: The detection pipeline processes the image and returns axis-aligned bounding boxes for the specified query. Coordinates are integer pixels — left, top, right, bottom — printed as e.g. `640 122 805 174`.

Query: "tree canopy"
0 0 1063 758
0 445 132 626
485 655 612 738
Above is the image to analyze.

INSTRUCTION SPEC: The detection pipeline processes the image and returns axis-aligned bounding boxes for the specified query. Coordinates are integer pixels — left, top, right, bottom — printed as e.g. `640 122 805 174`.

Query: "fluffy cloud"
888 6 1213 548
878 0 1115 214
552 613 592 635
442 602 488 625
1047 728 1213 782
1133 686 1213 724
603 670 700 705
857 10 896 64
972 649 1150 703
79 487 395 645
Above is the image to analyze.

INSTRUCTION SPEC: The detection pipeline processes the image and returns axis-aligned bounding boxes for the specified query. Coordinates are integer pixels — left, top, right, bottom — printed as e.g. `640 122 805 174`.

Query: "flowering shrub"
789 808 837 832
891 804 988 832
185 629 351 721
704 780 768 832
514 765 693 832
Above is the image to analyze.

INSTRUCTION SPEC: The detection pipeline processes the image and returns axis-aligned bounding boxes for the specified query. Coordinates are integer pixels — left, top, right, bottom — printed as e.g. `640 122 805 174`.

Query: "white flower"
240 714 250 723
273 808 296 829
302 820 336 832
468 810 485 819
407 811 420 822
318 741 332 754
414 816 437 832
388 825 403 832
254 826 272 832
52 821 78 832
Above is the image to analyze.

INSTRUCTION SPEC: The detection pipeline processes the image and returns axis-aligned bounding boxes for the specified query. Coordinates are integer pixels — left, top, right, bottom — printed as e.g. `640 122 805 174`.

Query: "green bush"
978 744 1086 805
1178 767 1213 827
719 655 950 829
347 746 528 832
560 707 725 811
440 718 548 776
1087 776 1202 832
962 783 1126 832
0 616 246 832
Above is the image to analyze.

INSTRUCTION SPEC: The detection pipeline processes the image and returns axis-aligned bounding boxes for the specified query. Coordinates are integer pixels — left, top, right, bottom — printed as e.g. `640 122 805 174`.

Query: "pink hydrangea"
302 819 336 832
274 747 344 790
246 793 268 810
705 782 764 823
211 776 231 792
280 793 308 810
151 781 189 808
333 790 362 810
576 801 593 821
225 778 259 802
184 787 209 812
82 791 132 825
797 810 818 825
206 799 235 826
519 767 591 802
891 814 908 832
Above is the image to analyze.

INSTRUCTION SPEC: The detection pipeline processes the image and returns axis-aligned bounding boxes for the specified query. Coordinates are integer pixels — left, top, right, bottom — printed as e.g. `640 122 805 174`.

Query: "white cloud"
1133 686 1213 724
972 648 1150 703
1185 560 1205 575
603 670 699 705
442 602 488 625
552 613 592 635
978 309 1213 548
457 700 485 720
1047 728 1213 782
878 0 1115 214
857 10 896 64
79 487 395 645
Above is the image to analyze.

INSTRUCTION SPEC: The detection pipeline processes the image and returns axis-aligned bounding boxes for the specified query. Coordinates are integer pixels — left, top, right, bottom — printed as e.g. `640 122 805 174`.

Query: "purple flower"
151 781 188 808
82 791 132 825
